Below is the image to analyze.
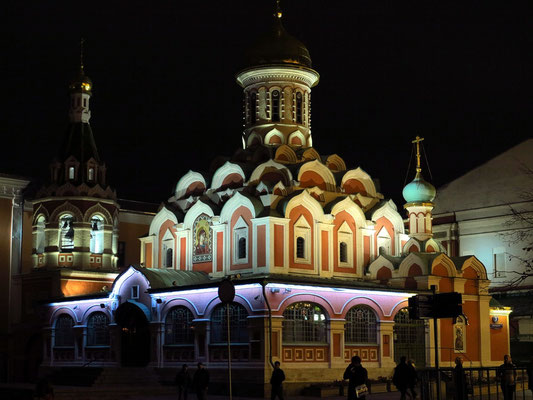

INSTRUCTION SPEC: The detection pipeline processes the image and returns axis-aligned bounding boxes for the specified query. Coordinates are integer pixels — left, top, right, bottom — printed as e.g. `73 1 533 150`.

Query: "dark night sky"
4 1 532 207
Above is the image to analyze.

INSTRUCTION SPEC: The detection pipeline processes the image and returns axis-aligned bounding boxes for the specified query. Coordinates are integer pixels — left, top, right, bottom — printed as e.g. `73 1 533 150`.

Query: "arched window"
249 92 257 124
88 167 94 181
68 167 75 180
59 214 74 252
165 306 194 345
35 215 46 254
282 302 327 343
339 242 348 263
90 215 104 254
271 90 280 122
296 92 303 123
345 306 377 344
54 314 75 347
238 237 246 260
210 303 248 344
296 237 305 259
166 248 173 268
87 312 110 346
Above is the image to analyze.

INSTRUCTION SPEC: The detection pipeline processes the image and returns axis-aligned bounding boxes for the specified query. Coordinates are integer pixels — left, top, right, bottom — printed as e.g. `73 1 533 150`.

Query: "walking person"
497 355 517 400
343 355 368 400
406 359 418 399
453 357 468 400
270 361 286 400
193 362 209 400
393 356 411 400
175 364 192 400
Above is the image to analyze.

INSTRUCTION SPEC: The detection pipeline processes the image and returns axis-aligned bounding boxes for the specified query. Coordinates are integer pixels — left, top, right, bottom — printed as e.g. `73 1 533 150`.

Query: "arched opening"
90 215 104 254
116 302 150 367
59 214 75 252
282 302 327 343
35 216 46 254
393 308 426 367
345 306 378 344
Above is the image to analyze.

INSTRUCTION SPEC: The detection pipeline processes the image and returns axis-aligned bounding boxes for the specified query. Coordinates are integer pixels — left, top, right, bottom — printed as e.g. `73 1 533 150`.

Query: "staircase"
54 367 176 400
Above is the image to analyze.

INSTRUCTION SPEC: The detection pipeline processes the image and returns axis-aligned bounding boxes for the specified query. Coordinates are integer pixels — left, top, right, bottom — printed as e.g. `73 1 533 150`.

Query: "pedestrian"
175 364 192 400
270 361 286 400
34 377 54 400
406 359 418 399
453 357 468 400
393 356 411 400
343 355 368 400
193 362 209 400
497 354 517 400
527 356 533 394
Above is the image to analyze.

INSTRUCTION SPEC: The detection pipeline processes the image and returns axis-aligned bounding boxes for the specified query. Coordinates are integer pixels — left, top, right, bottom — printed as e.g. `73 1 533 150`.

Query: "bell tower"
236 2 319 149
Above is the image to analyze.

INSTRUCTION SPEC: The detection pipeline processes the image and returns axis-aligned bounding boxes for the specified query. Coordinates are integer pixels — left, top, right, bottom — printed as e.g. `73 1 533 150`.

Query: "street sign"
408 292 462 320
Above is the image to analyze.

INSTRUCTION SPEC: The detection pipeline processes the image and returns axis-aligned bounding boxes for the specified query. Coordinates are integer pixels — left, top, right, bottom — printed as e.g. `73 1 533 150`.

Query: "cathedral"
3 5 513 397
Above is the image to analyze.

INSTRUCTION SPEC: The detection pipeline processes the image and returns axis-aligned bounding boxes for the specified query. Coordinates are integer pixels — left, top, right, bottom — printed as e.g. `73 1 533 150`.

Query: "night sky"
4 1 531 207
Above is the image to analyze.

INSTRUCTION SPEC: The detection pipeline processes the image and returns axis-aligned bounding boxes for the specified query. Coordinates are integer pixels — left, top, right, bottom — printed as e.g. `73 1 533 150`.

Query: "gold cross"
412 136 424 172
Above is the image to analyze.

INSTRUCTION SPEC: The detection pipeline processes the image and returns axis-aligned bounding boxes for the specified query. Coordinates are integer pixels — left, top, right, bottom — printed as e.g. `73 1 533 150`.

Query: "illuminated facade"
40 9 511 396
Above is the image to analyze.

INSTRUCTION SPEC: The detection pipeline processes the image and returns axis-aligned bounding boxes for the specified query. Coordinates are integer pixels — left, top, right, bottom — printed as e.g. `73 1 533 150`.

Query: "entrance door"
393 308 426 367
116 302 151 367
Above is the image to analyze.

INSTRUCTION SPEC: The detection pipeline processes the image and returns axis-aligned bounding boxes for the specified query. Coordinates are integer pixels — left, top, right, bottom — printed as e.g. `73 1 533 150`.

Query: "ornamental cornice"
236 66 319 88
0 176 30 199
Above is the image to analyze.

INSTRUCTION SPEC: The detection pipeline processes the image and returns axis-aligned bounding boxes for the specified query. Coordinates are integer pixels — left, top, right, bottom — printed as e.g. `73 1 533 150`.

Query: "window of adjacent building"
282 302 327 343
90 215 104 254
87 312 110 346
296 92 303 123
493 247 506 278
36 215 46 254
249 92 257 124
345 306 377 344
117 241 126 267
54 314 75 347
271 90 280 122
210 303 248 344
59 214 75 252
68 167 75 180
88 167 94 181
165 306 194 345
131 285 139 300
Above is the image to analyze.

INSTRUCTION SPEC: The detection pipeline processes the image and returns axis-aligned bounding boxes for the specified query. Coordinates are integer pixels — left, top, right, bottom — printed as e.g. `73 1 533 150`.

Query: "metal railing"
418 366 530 400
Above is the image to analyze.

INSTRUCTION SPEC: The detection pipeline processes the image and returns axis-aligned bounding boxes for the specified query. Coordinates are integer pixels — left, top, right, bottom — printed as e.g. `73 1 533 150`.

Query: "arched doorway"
116 302 151 367
393 308 426 367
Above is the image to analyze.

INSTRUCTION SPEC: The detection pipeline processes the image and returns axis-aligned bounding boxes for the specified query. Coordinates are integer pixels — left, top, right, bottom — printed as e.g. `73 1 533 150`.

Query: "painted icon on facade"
193 214 212 263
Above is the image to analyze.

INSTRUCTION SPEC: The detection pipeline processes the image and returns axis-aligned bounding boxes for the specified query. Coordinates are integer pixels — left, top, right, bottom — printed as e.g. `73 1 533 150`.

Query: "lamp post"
218 279 235 400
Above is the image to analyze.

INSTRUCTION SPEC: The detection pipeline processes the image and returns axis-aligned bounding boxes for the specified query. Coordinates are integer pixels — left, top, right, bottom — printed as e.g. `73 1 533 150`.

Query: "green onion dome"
402 172 436 203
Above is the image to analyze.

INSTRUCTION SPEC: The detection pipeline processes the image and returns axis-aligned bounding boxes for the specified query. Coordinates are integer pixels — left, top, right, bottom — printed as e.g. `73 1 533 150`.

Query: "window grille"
272 90 280 122
55 314 75 347
339 242 348 263
249 92 257 124
296 237 305 259
393 308 426 367
165 306 194 345
345 306 377 343
87 312 110 346
296 92 303 123
238 237 246 259
282 302 327 343
210 303 248 343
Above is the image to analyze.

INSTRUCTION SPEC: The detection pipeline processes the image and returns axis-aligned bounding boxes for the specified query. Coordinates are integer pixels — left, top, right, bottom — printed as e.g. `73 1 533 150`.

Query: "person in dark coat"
393 356 412 400
193 362 209 400
497 355 517 400
406 359 418 399
343 355 368 400
175 364 192 400
453 357 468 400
527 356 533 394
270 361 286 400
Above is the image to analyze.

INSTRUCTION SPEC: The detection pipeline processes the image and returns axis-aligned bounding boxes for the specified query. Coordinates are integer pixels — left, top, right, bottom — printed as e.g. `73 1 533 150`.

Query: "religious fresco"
192 214 212 263
454 316 466 352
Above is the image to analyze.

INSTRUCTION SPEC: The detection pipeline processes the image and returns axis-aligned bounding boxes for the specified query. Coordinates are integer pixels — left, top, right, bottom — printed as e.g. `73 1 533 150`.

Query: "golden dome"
69 66 93 94
244 15 313 69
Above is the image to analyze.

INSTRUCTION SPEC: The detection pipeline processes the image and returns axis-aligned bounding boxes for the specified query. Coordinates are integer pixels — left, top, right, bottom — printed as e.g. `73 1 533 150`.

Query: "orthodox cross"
412 135 424 173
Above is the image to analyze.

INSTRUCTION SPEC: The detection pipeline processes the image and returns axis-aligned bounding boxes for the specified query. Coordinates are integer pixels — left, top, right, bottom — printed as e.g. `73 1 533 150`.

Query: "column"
379 321 395 370
329 319 346 368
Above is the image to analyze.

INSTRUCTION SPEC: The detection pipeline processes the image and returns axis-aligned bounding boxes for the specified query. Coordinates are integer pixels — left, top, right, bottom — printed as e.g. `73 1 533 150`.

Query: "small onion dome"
69 66 93 94
244 16 312 69
402 171 436 203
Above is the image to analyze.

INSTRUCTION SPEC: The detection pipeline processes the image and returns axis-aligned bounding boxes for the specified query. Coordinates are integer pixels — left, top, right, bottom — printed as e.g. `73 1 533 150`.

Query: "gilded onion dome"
243 13 313 70
402 171 436 203
69 65 92 94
